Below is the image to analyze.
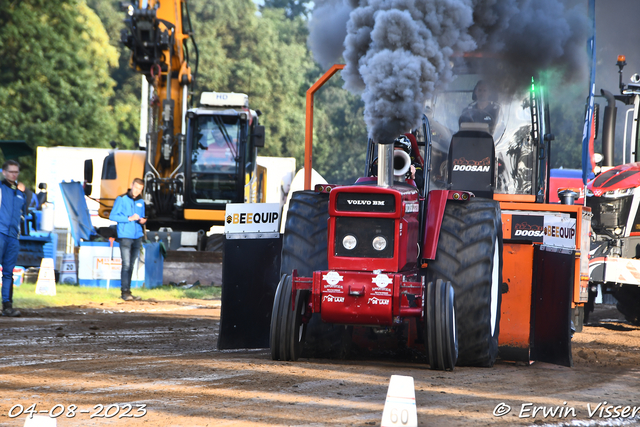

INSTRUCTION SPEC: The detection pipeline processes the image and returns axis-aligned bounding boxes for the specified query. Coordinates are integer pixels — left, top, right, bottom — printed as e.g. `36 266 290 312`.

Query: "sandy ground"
0 301 638 427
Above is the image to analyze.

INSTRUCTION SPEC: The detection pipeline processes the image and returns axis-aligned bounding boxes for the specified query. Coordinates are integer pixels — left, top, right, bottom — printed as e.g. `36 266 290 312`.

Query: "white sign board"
200 92 248 108
224 203 281 234
543 216 577 249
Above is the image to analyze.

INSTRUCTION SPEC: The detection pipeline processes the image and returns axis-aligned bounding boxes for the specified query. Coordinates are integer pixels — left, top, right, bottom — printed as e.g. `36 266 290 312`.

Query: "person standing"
0 160 26 317
109 178 146 301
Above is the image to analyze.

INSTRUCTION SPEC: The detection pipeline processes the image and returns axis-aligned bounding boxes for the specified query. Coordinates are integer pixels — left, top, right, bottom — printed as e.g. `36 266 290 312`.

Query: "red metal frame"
289 183 428 325
292 270 423 325
422 190 448 261
421 190 474 261
327 185 419 272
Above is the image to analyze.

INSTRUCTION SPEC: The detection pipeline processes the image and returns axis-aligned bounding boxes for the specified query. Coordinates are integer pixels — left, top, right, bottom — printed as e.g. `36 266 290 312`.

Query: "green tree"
545 75 586 170
311 69 369 184
262 0 313 20
0 0 119 186
190 0 314 162
86 0 368 185
86 0 141 149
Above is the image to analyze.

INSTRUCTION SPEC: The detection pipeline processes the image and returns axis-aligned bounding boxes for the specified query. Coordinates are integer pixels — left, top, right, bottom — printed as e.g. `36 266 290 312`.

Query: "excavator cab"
182 92 265 223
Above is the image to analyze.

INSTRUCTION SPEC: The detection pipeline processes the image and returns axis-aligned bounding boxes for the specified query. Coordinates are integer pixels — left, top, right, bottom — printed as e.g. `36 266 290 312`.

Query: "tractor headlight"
603 188 633 197
372 236 387 251
342 235 357 250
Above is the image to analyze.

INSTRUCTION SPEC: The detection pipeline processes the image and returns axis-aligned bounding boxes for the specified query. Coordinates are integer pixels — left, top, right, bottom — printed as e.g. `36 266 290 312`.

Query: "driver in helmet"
459 80 500 134
394 134 424 189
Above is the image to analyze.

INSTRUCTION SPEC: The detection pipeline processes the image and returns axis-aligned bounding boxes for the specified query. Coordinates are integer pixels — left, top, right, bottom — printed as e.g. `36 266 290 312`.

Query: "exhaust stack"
377 143 394 187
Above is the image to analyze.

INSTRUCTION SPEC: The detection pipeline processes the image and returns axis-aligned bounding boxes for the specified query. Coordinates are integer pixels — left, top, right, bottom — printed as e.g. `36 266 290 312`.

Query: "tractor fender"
422 190 450 261
422 190 475 260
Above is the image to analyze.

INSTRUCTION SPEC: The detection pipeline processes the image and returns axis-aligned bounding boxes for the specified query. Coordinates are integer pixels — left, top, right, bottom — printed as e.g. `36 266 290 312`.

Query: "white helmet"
394 135 411 154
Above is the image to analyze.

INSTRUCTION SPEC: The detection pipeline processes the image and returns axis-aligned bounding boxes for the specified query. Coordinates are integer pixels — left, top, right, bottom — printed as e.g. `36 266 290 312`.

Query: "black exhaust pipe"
601 89 617 166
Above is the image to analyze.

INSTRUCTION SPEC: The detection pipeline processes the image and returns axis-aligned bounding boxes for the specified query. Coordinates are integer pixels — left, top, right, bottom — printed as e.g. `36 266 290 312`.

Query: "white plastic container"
78 241 144 288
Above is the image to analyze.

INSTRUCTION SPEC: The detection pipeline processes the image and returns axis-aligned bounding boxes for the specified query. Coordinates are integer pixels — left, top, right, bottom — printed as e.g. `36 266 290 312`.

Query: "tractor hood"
587 163 640 197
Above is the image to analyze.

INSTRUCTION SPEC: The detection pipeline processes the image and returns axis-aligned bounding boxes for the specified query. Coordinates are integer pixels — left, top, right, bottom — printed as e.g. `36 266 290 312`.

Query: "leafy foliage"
544 71 588 170
262 0 313 20
0 0 119 186
86 0 141 150
189 1 315 162
312 70 369 184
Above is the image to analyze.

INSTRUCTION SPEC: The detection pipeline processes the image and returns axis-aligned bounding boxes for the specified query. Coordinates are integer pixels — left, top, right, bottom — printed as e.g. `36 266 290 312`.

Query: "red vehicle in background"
587 56 640 325
549 169 587 204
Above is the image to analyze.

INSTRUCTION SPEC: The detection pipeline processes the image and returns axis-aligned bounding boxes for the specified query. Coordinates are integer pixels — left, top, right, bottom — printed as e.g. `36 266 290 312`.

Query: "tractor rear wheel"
614 285 640 326
281 191 330 277
426 198 502 367
205 233 224 254
280 191 351 358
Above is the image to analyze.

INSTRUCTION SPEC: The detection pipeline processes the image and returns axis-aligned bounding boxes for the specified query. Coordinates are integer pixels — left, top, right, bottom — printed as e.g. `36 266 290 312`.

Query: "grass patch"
14 283 221 309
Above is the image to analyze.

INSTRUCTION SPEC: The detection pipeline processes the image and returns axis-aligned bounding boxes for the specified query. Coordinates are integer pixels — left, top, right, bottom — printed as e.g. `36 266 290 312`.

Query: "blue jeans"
119 237 142 294
0 233 20 303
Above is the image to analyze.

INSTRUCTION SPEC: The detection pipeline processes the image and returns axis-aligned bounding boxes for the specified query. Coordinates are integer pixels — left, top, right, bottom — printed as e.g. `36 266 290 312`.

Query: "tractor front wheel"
425 279 457 370
279 191 351 359
270 275 292 360
289 289 310 360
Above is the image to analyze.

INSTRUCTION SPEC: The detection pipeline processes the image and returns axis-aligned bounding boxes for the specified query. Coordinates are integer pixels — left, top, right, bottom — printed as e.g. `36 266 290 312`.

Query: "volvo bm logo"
347 199 385 205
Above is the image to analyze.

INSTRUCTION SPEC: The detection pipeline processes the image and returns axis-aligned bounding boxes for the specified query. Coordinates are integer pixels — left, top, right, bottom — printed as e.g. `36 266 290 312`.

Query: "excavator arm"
120 0 197 221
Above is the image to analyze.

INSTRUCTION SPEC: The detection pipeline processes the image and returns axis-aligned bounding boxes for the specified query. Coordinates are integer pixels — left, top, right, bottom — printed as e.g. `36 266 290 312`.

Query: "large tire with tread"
425 279 458 370
270 275 286 360
269 273 311 361
205 234 224 254
614 286 640 326
281 191 329 277
425 197 502 367
280 191 351 358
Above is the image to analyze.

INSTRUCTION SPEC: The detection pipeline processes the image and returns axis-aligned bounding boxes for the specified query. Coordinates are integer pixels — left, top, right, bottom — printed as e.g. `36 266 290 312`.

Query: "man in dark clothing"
0 160 26 317
459 80 501 134
109 178 146 301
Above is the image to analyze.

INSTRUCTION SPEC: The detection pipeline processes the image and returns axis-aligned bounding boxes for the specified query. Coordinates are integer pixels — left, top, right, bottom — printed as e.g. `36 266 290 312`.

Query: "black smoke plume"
308 0 589 144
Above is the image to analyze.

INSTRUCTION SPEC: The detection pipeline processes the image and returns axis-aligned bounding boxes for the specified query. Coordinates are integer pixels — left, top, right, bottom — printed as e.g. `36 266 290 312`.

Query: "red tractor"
271 58 591 370
270 65 502 370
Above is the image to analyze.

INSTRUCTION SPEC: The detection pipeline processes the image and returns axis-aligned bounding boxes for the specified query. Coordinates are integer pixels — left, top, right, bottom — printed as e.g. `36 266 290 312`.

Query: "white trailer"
35 146 114 230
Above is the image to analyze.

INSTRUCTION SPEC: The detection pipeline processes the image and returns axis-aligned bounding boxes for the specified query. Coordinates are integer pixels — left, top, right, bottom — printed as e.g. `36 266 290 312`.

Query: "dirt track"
0 301 639 427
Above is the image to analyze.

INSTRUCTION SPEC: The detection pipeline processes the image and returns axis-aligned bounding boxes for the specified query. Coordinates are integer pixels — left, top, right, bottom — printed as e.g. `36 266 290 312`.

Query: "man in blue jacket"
0 160 26 317
110 178 146 301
